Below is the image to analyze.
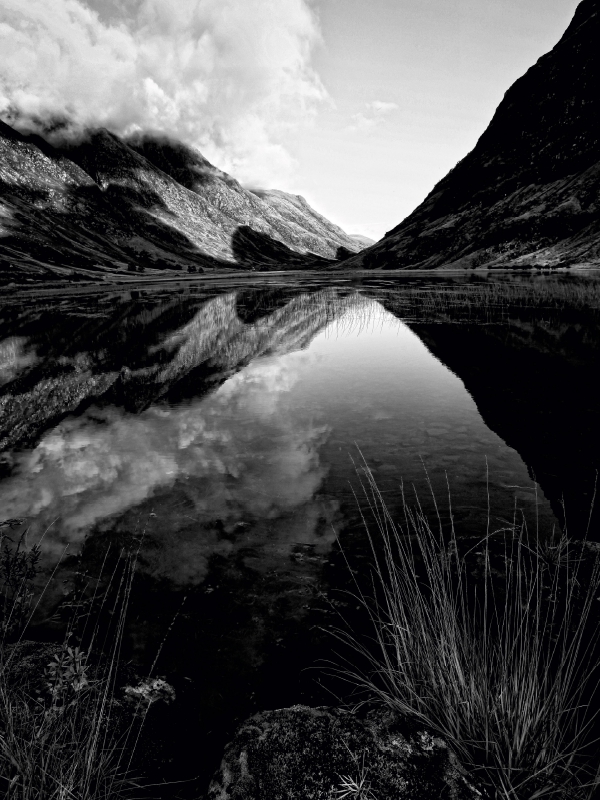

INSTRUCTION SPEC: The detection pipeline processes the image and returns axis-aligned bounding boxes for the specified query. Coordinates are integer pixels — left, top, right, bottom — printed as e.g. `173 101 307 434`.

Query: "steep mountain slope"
127 137 358 260
0 122 362 283
353 0 600 270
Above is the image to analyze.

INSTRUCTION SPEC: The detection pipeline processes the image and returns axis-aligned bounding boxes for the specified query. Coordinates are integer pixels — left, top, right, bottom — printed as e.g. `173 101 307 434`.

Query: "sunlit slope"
0 122 362 282
351 0 600 270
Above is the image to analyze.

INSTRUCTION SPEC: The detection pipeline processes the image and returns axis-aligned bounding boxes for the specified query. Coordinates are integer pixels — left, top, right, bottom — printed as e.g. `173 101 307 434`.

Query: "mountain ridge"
0 121 363 283
350 0 600 271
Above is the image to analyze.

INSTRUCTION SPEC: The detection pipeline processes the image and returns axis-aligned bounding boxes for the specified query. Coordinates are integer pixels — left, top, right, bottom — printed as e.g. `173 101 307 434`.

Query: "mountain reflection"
119 289 353 411
399 311 600 540
2 276 600 603
0 287 363 451
0 286 366 596
0 336 38 386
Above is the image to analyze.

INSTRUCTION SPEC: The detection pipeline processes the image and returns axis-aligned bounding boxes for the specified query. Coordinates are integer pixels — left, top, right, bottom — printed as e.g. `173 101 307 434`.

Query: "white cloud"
367 100 398 114
0 0 327 186
348 99 399 132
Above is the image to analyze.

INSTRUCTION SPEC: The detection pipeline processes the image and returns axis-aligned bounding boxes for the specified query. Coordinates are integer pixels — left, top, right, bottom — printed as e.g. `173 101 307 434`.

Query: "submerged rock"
208 704 483 800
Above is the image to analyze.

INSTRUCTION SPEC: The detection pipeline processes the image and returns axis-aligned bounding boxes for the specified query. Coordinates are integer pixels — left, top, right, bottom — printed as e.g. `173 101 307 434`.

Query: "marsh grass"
370 275 600 326
0 531 145 800
333 467 600 800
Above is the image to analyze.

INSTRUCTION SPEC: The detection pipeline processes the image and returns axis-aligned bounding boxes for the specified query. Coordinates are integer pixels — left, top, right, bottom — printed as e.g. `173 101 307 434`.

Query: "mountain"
349 234 376 248
0 122 363 284
352 0 600 270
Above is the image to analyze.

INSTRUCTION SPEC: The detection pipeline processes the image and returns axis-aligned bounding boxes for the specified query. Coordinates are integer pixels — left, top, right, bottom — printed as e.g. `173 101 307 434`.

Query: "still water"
1 273 599 789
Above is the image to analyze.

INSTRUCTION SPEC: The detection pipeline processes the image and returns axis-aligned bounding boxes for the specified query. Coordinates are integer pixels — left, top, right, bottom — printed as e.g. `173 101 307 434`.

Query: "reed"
333 467 600 800
371 275 600 326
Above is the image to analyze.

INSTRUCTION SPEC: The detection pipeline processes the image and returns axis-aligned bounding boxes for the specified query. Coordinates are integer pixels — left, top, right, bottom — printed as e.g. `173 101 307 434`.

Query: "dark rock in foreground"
352 0 600 271
208 705 482 800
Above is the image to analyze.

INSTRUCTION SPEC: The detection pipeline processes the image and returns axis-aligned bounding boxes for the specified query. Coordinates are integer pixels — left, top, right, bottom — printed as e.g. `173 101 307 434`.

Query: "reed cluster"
372 275 600 325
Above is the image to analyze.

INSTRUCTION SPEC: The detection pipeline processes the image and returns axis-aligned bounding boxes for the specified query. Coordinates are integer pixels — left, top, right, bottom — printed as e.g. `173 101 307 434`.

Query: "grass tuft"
333 466 600 800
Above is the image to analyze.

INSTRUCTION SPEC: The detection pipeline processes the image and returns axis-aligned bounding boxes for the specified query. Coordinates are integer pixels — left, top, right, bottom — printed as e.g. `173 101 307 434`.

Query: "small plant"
334 773 376 800
44 638 91 709
333 749 376 799
123 677 175 707
0 547 144 799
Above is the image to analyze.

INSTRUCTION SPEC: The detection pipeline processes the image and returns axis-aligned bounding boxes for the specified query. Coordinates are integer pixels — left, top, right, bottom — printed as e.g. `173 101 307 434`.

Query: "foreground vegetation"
0 523 144 800
3 459 600 800
335 468 600 799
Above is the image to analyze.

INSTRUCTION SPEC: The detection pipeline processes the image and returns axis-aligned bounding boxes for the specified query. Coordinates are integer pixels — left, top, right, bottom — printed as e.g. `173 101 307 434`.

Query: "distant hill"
351 0 600 270
0 122 364 283
349 234 376 248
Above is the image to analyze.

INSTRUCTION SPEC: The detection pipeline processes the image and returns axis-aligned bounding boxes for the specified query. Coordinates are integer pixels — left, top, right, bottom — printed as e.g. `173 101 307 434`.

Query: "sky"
0 0 582 241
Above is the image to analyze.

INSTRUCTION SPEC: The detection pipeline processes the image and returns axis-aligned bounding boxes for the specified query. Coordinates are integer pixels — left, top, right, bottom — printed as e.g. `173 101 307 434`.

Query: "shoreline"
2 264 599 302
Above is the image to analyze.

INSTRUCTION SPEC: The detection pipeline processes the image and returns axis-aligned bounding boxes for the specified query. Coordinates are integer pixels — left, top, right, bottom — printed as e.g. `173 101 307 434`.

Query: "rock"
208 704 483 800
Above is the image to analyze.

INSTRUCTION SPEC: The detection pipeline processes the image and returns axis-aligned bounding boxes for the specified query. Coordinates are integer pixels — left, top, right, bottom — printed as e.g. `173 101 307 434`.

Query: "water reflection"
402 307 600 540
285 301 556 539
2 280 589 594
0 336 38 386
0 340 341 588
2 276 600 791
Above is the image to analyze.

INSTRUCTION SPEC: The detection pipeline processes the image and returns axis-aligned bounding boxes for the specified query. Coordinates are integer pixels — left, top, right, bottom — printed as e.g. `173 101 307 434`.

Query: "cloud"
0 0 326 186
348 99 399 132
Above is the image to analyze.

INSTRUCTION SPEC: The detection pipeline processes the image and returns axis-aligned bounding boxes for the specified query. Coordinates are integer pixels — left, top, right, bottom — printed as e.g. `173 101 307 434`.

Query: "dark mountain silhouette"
352 0 600 270
0 121 363 283
408 318 600 539
369 280 600 539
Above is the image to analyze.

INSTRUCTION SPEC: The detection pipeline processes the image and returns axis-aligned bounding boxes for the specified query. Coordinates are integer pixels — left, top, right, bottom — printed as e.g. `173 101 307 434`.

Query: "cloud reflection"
0 355 334 585
0 337 38 386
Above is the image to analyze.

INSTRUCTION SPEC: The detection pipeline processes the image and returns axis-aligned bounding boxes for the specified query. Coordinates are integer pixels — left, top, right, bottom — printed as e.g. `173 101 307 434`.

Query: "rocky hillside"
0 122 363 283
353 0 600 270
